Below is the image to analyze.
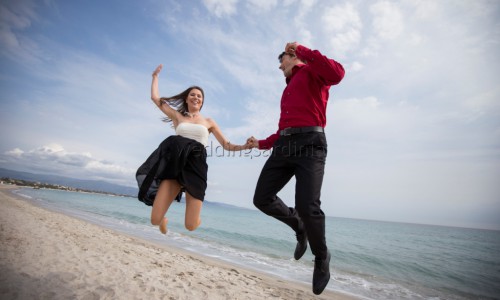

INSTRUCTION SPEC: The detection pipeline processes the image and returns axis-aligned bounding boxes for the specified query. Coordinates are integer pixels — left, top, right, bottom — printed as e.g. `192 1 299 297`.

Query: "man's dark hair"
278 52 286 62
278 52 295 63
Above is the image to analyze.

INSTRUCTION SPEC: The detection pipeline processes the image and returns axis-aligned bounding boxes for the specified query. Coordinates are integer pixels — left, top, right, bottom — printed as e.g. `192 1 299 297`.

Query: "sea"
11 187 500 300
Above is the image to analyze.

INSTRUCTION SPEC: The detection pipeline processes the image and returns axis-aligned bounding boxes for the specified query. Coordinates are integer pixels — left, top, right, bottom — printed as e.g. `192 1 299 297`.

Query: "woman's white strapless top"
175 123 209 146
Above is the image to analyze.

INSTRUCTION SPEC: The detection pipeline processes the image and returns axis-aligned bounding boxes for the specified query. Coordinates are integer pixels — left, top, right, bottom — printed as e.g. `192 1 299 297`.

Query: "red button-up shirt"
258 45 345 150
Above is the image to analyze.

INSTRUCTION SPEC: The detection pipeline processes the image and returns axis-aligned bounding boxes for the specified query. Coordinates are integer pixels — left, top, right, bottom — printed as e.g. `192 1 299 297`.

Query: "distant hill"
0 167 138 197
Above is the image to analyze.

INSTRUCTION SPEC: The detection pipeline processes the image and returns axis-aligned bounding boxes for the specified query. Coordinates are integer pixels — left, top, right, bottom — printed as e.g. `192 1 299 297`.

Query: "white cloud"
322 2 361 31
5 148 23 157
247 0 277 12
0 2 33 30
408 33 424 46
85 160 132 176
2 144 135 186
300 0 316 12
359 37 381 57
4 144 89 168
322 3 362 57
292 0 316 46
0 0 43 63
370 1 404 40
349 61 364 72
408 0 438 19
329 28 362 57
327 96 427 153
202 0 238 18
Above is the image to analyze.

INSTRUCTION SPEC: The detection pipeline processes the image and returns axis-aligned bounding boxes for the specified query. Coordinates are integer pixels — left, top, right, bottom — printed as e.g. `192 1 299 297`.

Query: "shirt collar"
286 63 306 84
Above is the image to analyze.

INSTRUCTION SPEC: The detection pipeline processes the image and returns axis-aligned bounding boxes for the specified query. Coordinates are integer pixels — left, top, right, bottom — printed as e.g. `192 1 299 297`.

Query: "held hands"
236 138 255 151
152 64 163 77
228 138 255 151
246 136 259 149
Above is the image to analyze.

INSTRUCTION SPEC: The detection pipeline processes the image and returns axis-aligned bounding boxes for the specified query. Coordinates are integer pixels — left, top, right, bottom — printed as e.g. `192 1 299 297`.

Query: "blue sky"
1 0 499 230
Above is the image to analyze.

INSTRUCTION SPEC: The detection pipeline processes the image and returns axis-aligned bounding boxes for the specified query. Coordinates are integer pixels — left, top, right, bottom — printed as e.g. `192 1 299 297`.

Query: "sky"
1 0 499 230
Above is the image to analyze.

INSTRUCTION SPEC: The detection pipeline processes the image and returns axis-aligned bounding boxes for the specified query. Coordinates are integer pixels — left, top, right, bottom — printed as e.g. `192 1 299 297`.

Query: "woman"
136 64 250 234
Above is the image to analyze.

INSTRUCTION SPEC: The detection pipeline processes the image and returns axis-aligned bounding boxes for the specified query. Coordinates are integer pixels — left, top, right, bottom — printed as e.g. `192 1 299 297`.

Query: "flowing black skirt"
136 135 208 206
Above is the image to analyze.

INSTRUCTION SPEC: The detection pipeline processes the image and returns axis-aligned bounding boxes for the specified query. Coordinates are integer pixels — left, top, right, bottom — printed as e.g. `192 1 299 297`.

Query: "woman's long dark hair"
161 86 204 124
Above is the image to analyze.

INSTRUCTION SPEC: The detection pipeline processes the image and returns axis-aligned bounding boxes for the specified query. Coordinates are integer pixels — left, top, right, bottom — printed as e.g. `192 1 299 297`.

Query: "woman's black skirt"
136 135 208 206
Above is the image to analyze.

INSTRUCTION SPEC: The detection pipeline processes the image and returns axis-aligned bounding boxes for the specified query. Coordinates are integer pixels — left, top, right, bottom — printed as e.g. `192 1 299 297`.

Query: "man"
248 42 345 295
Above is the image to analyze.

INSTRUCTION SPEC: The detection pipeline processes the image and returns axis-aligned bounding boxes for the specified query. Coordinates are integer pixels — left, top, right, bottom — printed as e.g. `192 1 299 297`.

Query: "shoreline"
0 184 357 299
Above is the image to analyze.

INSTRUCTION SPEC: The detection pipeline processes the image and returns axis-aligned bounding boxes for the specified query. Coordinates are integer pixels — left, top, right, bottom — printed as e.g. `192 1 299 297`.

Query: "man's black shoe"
312 251 331 295
294 232 307 260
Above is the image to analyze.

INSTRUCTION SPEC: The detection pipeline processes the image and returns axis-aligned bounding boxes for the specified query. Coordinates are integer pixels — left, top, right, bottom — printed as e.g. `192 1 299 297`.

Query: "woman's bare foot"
159 217 168 234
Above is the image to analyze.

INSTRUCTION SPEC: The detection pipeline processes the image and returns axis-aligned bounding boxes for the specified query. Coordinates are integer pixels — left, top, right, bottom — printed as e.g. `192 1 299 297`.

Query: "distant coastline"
1 177 133 198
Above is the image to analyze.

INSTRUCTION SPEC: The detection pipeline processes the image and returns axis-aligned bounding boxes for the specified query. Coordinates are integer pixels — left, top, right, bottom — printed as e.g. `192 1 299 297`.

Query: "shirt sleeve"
258 130 279 150
295 45 345 86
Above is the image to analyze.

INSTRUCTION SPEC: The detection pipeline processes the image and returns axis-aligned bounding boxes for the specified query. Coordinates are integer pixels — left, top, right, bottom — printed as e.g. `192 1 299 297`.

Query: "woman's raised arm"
150 64 178 123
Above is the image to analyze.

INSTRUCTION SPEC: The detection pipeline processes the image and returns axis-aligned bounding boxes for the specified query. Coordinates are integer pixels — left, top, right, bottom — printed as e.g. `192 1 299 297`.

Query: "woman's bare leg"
184 192 203 231
151 179 181 234
159 217 168 234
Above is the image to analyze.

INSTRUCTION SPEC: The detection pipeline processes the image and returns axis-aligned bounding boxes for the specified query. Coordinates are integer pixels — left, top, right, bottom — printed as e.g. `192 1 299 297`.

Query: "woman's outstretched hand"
152 64 163 77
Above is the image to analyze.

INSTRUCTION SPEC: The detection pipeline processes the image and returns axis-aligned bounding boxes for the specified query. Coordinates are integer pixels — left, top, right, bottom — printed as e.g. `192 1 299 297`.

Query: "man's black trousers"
253 132 328 259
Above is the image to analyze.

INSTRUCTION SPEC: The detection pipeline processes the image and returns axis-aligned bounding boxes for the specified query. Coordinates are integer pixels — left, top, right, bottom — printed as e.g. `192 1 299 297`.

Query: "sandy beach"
0 185 356 300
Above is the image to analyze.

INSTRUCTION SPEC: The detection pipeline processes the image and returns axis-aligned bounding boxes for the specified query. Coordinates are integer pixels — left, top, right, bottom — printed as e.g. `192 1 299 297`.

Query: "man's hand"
246 136 259 149
285 42 299 55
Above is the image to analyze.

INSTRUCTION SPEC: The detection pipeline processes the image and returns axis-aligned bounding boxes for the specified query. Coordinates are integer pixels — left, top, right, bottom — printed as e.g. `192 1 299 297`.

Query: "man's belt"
279 126 324 136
